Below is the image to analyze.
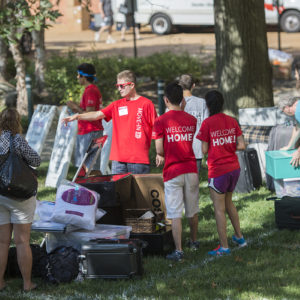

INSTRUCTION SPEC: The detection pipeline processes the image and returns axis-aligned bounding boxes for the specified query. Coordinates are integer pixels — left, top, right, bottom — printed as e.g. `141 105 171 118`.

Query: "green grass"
2 163 300 300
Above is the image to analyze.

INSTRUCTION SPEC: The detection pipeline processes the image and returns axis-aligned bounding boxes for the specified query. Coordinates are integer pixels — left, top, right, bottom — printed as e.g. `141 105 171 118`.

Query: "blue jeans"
111 161 150 174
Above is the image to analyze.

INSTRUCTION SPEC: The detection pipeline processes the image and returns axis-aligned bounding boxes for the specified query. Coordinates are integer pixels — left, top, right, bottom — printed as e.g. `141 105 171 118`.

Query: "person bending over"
277 96 300 167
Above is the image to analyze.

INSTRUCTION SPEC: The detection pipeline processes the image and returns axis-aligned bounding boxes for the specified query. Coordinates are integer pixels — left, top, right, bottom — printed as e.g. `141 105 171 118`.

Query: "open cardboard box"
131 174 171 225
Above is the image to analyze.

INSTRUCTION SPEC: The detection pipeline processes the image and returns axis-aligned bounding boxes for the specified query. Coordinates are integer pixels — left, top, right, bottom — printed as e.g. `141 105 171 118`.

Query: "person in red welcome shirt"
63 70 157 174
66 63 103 170
152 82 199 262
197 90 247 256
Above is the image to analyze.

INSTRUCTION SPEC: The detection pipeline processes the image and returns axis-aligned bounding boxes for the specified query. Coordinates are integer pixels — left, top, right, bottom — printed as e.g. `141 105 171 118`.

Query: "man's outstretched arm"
63 110 105 125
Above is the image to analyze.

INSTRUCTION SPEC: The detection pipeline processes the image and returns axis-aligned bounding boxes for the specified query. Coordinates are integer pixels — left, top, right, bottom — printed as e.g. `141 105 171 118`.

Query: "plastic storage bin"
266 150 300 179
45 224 132 253
274 178 300 198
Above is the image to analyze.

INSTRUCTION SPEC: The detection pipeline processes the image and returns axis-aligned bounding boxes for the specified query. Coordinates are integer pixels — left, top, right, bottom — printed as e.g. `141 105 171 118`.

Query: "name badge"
118 106 128 116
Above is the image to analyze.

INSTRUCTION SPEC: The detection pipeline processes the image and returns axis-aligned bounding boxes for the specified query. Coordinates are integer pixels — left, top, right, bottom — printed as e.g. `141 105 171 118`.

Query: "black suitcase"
235 148 262 193
130 226 174 255
272 196 300 230
80 239 145 279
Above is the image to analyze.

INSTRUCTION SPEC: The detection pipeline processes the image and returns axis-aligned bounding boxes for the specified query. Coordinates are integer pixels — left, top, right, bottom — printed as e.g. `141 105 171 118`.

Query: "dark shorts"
208 169 240 194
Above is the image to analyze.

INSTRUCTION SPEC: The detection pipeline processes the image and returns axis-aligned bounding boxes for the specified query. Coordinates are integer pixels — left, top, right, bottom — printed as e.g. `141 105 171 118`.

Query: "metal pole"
131 0 137 58
276 0 281 50
157 79 165 115
25 75 33 122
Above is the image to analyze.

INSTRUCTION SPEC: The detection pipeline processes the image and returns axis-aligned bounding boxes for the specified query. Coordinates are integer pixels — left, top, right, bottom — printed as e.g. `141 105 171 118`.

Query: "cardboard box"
266 150 300 179
76 173 134 208
131 174 170 224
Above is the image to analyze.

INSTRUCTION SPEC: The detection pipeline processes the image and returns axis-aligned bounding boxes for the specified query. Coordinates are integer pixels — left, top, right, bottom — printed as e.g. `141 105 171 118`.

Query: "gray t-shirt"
100 0 113 17
184 95 209 159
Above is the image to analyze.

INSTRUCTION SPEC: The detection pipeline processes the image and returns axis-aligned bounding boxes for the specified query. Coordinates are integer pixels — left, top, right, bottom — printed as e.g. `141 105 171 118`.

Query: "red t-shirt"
196 113 242 178
101 96 157 164
152 110 198 182
78 84 103 135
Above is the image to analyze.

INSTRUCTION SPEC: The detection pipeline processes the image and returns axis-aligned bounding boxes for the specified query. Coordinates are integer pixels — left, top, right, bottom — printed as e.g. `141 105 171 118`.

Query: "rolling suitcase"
80 239 145 279
268 196 300 230
235 148 262 193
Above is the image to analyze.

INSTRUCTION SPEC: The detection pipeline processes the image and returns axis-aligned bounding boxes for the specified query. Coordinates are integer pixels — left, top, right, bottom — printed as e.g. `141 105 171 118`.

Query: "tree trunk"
0 37 8 82
8 40 28 116
32 27 46 93
214 0 273 117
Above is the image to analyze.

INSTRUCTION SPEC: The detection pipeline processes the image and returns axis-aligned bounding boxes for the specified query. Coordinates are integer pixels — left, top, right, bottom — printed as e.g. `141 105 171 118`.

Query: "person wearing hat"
66 63 103 171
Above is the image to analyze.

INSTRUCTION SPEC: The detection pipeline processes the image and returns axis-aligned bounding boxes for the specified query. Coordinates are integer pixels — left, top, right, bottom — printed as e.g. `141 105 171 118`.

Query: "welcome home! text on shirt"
211 128 236 146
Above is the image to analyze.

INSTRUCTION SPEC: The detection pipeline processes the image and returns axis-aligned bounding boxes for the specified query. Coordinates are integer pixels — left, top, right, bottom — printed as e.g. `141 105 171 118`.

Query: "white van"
114 0 300 35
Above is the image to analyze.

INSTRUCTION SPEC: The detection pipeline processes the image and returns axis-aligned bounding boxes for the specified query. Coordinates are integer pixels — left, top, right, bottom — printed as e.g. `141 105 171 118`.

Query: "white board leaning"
100 119 112 175
25 105 59 155
45 106 77 188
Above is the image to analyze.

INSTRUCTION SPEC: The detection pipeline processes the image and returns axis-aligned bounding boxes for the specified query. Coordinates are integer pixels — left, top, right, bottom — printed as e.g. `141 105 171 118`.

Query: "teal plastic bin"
265 150 300 179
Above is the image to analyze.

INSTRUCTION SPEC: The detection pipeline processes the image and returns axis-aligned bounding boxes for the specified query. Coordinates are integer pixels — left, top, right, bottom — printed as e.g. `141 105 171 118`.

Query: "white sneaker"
94 32 100 42
106 37 116 44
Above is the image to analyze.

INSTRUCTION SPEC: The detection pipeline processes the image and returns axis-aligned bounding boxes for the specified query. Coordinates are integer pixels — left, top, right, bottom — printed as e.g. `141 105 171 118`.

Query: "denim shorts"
111 161 150 174
208 169 240 194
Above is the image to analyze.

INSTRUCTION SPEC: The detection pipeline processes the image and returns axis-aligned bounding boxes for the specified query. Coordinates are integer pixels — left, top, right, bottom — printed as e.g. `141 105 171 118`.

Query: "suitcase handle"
266 197 280 201
89 238 148 248
291 214 300 220
90 238 120 244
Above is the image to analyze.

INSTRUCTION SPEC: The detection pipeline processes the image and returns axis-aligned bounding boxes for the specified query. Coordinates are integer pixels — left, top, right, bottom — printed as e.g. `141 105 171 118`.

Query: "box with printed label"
131 174 171 225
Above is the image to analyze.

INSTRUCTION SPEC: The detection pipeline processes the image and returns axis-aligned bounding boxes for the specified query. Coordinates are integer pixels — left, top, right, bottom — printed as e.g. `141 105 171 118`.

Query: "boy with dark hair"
152 82 199 261
67 63 103 170
178 74 208 174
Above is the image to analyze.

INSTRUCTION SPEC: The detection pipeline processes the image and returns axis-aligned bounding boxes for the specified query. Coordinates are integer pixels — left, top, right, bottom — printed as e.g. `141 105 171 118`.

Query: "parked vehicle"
114 0 300 35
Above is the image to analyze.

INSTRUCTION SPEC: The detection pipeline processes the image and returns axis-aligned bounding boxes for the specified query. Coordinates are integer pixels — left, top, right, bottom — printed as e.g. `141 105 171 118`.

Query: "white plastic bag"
51 180 100 230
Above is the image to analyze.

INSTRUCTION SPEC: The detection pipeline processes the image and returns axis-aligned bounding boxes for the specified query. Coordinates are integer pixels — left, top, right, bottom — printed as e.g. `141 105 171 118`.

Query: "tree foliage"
0 0 61 115
0 0 60 43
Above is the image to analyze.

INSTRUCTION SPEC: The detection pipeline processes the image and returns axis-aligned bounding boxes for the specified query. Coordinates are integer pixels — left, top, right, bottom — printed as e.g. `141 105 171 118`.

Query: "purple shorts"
208 169 240 194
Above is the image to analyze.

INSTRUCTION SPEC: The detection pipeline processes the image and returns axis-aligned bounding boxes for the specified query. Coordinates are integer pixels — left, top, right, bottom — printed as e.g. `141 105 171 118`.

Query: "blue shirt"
296 101 300 124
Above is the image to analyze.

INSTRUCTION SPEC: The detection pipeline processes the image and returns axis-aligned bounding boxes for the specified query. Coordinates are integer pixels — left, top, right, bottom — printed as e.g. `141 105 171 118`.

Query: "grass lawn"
1 161 300 300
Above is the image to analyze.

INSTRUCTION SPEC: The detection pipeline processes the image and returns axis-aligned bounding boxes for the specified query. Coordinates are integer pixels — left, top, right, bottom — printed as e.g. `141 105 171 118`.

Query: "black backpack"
41 246 80 284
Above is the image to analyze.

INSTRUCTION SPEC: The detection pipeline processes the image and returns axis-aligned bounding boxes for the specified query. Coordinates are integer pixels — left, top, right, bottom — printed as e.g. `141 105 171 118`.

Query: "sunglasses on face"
115 82 133 89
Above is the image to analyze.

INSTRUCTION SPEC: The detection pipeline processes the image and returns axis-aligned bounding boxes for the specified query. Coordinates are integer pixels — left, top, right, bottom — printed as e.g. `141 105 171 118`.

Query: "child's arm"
236 135 246 150
155 138 165 167
201 141 208 155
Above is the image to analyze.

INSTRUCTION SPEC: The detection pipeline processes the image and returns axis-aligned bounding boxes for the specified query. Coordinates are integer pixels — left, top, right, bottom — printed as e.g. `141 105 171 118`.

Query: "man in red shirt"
152 82 199 262
63 70 157 174
197 90 246 256
66 63 103 170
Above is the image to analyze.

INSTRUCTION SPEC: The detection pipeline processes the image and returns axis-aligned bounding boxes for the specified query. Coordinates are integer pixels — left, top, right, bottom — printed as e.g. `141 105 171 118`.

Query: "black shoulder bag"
0 136 38 200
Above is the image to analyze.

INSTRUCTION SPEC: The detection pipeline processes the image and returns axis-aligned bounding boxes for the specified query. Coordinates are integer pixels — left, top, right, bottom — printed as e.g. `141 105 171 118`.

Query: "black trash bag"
5 244 47 278
41 246 80 284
